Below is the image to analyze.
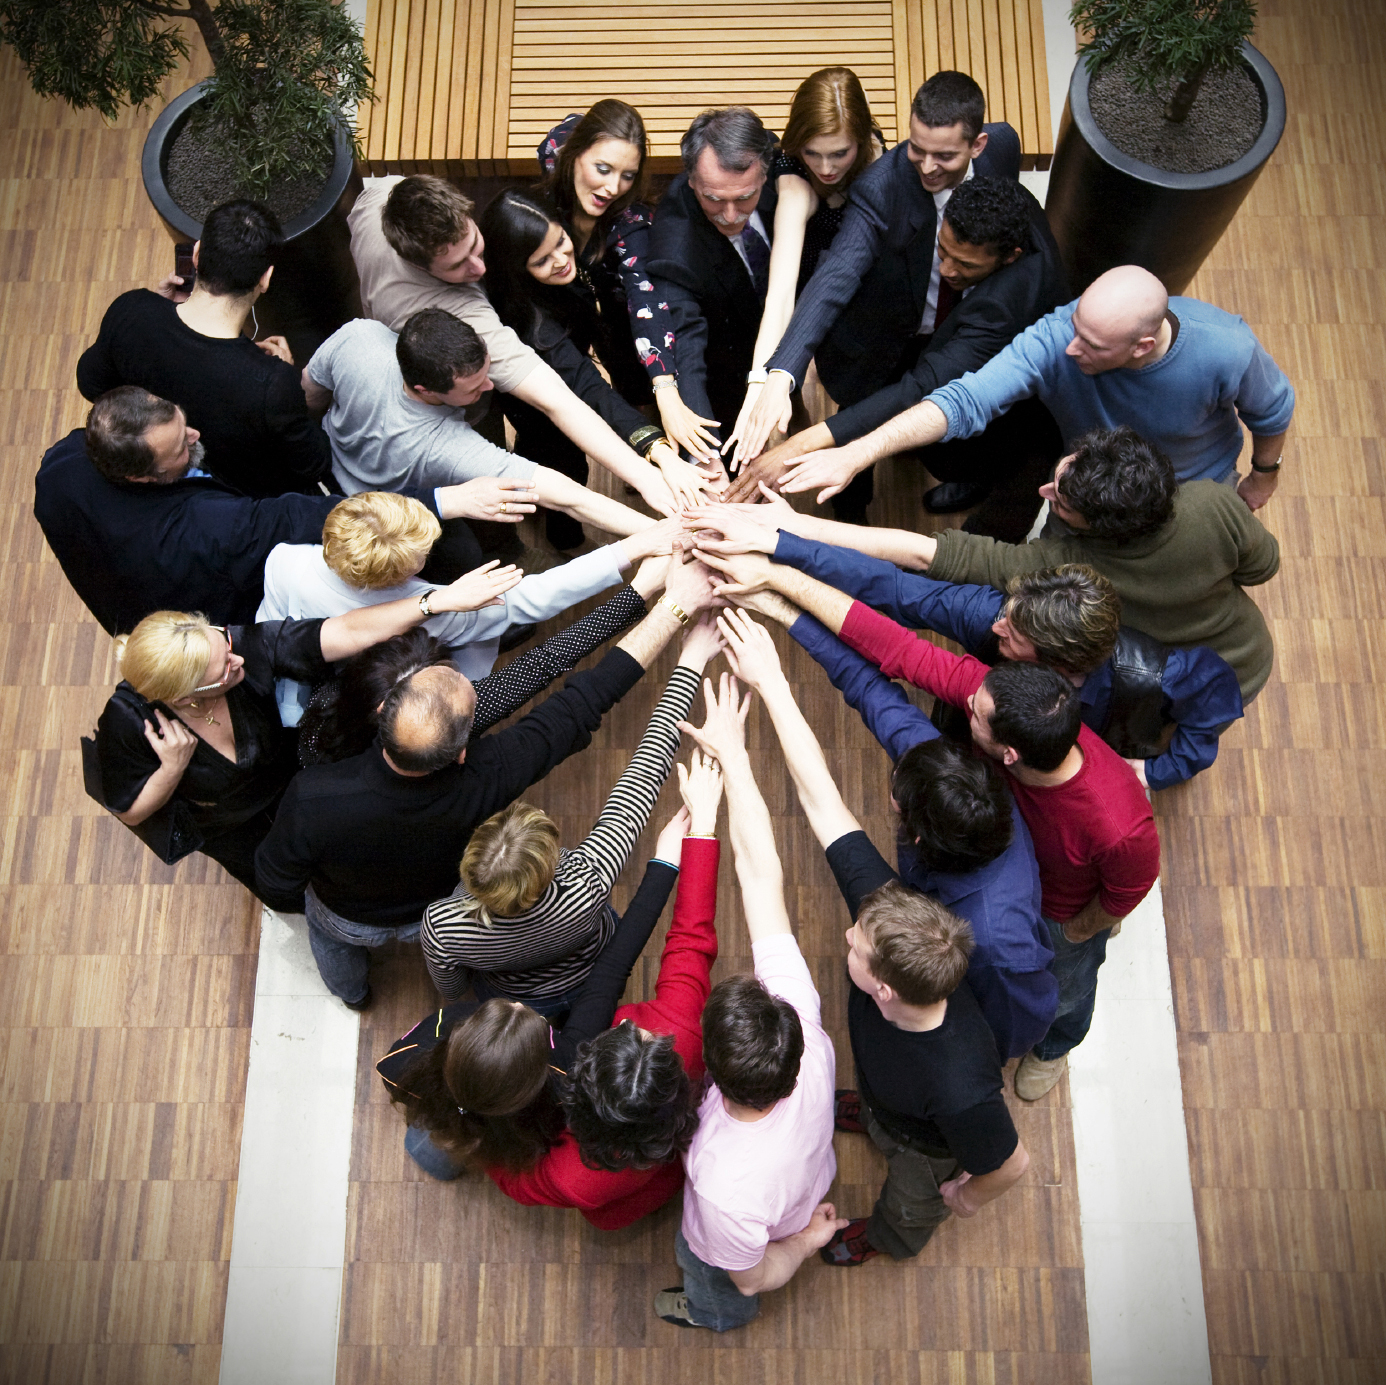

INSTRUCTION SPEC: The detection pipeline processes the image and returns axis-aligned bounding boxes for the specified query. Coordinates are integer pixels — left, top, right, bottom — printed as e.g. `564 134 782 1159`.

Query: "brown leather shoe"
1014 1051 1067 1101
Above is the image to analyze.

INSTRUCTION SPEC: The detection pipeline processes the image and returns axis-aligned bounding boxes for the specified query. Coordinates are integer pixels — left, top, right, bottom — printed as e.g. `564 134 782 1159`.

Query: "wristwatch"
745 367 769 385
1250 456 1283 473
418 589 437 617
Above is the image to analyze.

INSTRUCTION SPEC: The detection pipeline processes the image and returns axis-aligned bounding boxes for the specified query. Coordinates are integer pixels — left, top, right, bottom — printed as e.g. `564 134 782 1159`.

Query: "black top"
255 645 648 927
827 831 1018 1174
76 289 333 498
95 619 328 836
33 428 338 635
377 857 679 1094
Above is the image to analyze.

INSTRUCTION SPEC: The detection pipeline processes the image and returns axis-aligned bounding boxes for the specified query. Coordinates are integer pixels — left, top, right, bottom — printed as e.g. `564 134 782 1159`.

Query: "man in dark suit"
33 387 479 635
729 175 1069 516
647 107 780 442
745 72 1022 521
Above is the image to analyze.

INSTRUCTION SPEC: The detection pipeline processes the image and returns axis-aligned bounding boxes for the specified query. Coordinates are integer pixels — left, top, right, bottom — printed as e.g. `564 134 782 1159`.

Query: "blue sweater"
774 532 1244 792
789 612 1055 1061
928 297 1295 484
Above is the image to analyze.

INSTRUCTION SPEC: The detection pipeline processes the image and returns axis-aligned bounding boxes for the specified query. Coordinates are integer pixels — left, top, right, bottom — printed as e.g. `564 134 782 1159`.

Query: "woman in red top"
489 752 724 1229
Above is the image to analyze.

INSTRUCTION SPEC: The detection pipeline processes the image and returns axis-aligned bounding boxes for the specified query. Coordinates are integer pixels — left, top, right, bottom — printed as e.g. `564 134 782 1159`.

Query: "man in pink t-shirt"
654 675 844 1331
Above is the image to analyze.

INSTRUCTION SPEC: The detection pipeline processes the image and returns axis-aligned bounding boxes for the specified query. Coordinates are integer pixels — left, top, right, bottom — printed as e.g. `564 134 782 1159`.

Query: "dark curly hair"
560 1020 701 1171
702 974 803 1110
1057 426 1178 542
941 175 1032 258
891 738 1014 873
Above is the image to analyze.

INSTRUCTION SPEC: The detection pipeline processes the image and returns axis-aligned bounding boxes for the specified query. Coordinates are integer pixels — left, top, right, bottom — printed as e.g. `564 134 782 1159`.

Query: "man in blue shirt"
737 585 1056 1061
776 264 1294 514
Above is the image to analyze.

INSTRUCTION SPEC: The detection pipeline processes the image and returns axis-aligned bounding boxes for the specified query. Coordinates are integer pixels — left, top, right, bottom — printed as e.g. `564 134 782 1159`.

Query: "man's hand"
663 542 721 615
654 385 722 464
716 608 786 694
676 671 752 767
779 443 869 505
723 428 824 503
618 515 683 565
651 441 719 510
683 499 780 555
632 467 681 518
1062 895 1126 944
694 547 777 600
678 611 726 671
677 748 725 836
432 559 525 612
255 334 294 365
797 1202 852 1250
730 586 801 627
154 273 191 303
439 476 539 524
940 1171 977 1218
722 373 793 469
1237 466 1279 512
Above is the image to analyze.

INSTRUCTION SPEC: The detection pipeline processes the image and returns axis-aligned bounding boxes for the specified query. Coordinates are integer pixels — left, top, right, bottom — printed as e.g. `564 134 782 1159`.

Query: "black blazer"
647 172 780 430
33 429 338 635
767 123 1022 405
825 186 1070 444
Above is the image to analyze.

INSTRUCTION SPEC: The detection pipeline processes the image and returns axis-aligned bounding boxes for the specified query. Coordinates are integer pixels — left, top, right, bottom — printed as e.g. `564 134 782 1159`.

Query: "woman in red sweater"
489 752 723 1228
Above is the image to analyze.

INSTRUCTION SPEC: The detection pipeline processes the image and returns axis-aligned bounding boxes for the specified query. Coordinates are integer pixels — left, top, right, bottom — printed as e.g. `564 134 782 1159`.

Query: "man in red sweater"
701 551 1159 1100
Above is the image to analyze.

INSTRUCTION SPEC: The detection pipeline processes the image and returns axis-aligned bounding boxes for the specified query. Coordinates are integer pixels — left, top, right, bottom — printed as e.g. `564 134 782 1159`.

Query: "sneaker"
834 1088 867 1134
1014 1051 1068 1101
654 1287 705 1328
820 1218 880 1266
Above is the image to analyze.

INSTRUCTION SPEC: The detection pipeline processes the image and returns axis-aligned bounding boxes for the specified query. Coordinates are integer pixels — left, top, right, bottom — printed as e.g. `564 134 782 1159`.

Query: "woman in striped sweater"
420 614 722 1009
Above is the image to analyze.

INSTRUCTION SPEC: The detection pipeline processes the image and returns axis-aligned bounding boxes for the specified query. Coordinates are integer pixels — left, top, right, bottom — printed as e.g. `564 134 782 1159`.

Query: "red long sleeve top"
488 836 720 1229
840 601 1159 922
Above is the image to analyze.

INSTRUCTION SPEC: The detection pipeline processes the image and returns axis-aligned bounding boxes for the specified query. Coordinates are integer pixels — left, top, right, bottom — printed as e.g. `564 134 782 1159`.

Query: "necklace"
185 697 221 727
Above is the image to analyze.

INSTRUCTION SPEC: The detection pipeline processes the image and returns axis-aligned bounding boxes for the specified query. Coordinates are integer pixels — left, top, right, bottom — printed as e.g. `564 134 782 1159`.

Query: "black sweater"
76 289 332 497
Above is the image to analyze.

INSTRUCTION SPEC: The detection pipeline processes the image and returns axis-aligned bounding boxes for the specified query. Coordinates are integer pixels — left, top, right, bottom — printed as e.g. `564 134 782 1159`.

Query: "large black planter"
1045 41 1285 296
142 81 363 363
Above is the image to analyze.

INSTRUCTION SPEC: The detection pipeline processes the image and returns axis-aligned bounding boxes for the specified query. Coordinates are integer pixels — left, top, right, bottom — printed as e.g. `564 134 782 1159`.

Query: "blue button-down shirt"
790 610 1056 1060
775 531 1243 791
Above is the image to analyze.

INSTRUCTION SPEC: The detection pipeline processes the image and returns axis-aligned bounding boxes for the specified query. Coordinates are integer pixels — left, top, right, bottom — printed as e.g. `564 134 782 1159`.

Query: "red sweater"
840 602 1159 921
488 836 720 1229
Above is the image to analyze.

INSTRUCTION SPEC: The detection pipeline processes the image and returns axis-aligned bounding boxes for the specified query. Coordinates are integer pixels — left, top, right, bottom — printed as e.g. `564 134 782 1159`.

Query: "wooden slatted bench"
358 0 1052 175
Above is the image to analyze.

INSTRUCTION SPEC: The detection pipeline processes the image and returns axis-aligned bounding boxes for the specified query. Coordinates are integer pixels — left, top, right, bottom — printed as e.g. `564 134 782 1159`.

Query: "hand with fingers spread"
678 611 726 672
694 546 777 600
723 372 793 470
675 671 752 768
618 515 684 566
654 385 723 465
677 748 725 836
255 334 294 365
723 424 825 502
716 608 787 694
682 499 780 556
778 444 869 505
650 440 718 511
433 560 526 613
142 708 198 776
441 476 541 524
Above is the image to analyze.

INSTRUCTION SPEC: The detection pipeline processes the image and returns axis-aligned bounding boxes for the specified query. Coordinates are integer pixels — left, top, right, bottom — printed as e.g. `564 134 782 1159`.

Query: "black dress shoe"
923 480 992 513
343 985 373 1013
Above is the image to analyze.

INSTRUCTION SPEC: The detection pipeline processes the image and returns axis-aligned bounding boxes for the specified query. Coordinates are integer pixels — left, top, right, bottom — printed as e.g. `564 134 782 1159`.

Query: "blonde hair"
321 492 442 591
113 611 217 703
781 67 880 187
459 802 562 919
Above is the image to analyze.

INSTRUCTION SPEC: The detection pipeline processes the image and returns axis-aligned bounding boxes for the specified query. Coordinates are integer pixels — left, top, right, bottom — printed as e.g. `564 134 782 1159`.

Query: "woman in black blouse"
723 67 886 465
87 563 525 892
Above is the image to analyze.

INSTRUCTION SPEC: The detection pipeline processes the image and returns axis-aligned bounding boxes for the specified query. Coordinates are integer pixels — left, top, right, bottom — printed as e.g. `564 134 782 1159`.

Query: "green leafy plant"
1070 0 1258 122
0 0 373 199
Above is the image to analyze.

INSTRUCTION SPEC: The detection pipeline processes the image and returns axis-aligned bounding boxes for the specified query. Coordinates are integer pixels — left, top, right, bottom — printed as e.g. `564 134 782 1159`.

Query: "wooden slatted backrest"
358 0 1052 175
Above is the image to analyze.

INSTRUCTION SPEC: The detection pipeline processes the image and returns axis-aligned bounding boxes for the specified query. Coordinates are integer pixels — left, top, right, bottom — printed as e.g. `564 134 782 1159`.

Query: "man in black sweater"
76 199 333 497
254 550 719 1009
717 608 1030 1265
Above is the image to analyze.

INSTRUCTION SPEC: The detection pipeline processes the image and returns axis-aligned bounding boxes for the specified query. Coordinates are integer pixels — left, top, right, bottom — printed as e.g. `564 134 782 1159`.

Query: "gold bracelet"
658 595 689 626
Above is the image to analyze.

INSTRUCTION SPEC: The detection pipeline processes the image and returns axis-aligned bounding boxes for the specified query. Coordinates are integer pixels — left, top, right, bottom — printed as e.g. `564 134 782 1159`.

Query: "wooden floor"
0 0 1382 1381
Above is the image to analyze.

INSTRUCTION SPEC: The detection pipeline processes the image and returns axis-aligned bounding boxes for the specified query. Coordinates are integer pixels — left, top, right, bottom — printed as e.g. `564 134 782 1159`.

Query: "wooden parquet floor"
0 0 1381 1380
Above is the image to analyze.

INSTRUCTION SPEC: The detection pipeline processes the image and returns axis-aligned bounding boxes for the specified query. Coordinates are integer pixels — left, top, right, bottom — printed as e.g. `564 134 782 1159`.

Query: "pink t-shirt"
679 934 837 1272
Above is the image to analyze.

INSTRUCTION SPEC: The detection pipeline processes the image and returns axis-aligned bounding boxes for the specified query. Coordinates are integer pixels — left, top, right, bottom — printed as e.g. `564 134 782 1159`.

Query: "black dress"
91 619 329 892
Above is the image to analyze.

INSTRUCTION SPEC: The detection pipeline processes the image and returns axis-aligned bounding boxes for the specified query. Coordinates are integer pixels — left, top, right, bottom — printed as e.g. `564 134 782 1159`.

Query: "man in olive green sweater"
699 426 1279 701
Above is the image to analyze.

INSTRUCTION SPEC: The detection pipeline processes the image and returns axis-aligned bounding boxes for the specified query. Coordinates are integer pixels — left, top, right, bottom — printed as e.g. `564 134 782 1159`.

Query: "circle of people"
42 66 1290 1330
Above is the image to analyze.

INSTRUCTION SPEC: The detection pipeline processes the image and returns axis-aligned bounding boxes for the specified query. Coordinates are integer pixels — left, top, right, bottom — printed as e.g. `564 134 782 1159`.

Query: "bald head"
379 664 476 773
1066 266 1170 375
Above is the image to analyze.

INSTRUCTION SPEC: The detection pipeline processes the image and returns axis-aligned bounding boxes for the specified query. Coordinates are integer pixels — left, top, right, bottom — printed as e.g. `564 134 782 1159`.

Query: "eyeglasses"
189 626 235 694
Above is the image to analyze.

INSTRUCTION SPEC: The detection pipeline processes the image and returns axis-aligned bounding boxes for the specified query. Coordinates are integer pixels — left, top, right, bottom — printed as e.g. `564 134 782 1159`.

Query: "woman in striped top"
420 614 723 1006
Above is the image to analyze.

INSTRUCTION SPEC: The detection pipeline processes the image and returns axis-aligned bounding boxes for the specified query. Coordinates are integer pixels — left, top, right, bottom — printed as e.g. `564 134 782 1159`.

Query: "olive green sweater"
928 481 1280 699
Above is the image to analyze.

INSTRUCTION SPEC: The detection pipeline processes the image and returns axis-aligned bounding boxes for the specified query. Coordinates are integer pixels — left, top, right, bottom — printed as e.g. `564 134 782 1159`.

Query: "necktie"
932 274 962 332
740 223 770 301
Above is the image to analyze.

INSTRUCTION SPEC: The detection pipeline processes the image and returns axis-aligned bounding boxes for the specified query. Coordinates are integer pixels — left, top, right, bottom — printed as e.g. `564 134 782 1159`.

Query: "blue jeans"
304 886 422 1005
470 972 577 1023
404 1123 466 1180
1032 916 1112 1061
675 1228 760 1331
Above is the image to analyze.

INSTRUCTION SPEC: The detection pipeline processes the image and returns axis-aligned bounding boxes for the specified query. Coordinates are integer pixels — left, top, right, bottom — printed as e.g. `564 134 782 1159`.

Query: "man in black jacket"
730 175 1068 516
33 387 487 635
647 107 780 439
76 200 334 498
744 72 1023 521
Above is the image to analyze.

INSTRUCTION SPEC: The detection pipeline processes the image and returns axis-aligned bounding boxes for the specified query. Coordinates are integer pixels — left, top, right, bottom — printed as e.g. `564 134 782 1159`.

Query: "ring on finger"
499 501 508 514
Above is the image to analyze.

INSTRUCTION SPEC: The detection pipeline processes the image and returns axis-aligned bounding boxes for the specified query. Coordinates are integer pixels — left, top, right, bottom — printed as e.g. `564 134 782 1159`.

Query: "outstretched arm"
716 609 860 851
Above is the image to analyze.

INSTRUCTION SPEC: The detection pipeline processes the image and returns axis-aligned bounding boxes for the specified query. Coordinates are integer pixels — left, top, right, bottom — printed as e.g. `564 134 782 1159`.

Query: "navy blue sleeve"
790 612 936 764
1145 645 1244 791
774 531 1003 649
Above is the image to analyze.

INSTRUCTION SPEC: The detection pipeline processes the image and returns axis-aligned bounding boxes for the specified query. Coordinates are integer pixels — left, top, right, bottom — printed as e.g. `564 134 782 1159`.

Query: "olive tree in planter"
1045 0 1285 295
0 0 375 358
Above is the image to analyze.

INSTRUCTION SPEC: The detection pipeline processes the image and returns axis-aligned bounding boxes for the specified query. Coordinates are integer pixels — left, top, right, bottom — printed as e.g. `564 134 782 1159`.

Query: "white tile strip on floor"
218 909 360 1385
